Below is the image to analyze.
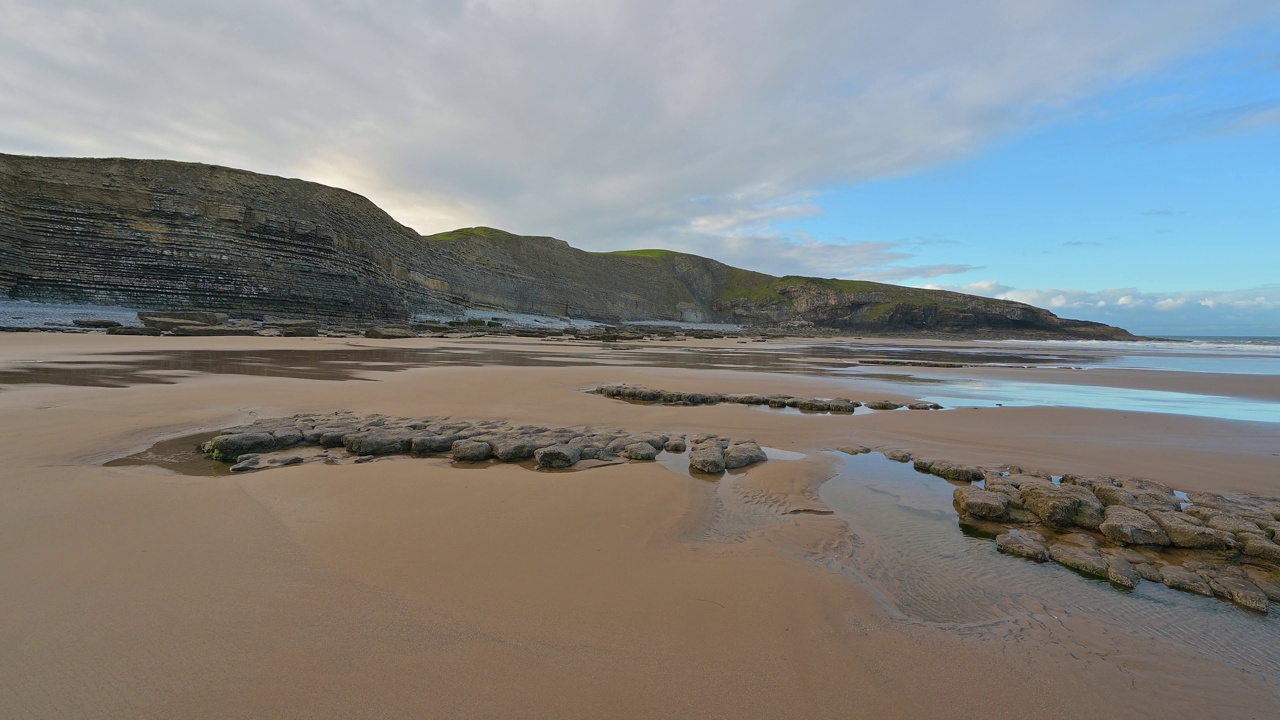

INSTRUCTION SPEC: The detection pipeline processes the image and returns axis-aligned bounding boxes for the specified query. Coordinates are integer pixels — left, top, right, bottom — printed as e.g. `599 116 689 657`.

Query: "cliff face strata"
0 154 453 318
0 153 1135 339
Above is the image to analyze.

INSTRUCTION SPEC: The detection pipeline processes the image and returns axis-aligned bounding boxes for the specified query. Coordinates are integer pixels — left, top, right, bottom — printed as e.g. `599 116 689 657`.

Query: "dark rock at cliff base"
170 324 259 336
266 319 319 337
138 311 228 326
107 326 161 336
365 326 416 339
72 319 122 328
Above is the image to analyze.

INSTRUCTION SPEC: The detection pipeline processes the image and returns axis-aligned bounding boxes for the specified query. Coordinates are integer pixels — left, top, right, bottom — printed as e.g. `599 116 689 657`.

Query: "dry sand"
1 334 1278 718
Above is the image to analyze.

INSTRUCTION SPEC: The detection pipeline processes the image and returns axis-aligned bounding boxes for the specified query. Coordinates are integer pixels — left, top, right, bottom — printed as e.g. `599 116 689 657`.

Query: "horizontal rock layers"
2 153 1136 338
911 451 1280 614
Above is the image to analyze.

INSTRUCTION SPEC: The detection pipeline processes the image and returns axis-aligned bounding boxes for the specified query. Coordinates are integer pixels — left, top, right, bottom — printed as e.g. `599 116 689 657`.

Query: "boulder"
365 326 416 339
689 445 726 474
106 326 162 336
1048 544 1110 578
205 432 278 461
1253 579 1280 603
723 442 768 469
267 319 320 337
535 444 582 468
883 450 912 463
1160 566 1214 596
995 529 1049 561
1105 557 1141 589
827 399 860 412
170 324 259 336
451 439 492 462
865 401 904 410
1240 535 1280 563
1149 511 1239 550
343 432 412 456
631 433 670 451
663 437 687 453
490 436 539 462
138 311 228 326
270 428 304 448
1208 576 1270 613
1205 514 1262 535
796 399 832 412
930 462 986 483
1098 506 1170 546
984 480 1023 505
229 455 261 472
1020 482 1105 530
412 434 465 454
837 445 871 455
1133 563 1164 583
953 486 1010 521
620 442 658 461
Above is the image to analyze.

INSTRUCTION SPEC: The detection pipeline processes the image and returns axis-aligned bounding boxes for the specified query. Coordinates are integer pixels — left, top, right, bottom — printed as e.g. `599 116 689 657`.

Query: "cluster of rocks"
59 309 775 342
198 411 768 475
102 311 321 337
593 384 943 412
894 451 1280 613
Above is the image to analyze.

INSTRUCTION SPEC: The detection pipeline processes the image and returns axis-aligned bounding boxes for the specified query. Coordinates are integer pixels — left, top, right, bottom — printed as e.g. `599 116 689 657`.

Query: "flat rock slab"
195 411 769 479
1048 544 1110 579
593 384 942 412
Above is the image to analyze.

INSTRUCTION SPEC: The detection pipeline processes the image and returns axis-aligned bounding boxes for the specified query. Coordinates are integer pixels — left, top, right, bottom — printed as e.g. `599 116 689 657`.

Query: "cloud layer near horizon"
924 281 1279 335
1 1 1274 331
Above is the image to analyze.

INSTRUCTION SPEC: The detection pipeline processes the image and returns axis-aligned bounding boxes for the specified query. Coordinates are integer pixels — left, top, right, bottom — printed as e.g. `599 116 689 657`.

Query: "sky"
0 1 1277 335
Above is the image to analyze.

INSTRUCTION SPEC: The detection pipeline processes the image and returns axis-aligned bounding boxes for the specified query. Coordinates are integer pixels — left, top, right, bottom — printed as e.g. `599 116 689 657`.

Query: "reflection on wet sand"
0 340 1101 389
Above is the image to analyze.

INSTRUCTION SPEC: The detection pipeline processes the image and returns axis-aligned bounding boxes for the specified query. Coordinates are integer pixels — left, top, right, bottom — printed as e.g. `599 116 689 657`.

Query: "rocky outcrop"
906 454 1280 614
1 153 1137 338
593 384 940 413
195 411 769 478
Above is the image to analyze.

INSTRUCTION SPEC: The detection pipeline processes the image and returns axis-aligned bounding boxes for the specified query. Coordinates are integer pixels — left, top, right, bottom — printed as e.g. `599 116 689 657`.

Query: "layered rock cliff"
0 153 1135 339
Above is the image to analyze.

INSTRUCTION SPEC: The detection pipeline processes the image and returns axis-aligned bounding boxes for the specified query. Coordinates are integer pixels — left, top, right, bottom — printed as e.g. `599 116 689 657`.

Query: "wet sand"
2 334 1278 718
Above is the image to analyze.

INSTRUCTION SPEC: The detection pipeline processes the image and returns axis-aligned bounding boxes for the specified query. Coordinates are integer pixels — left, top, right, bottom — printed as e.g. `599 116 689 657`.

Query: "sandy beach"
2 333 1278 718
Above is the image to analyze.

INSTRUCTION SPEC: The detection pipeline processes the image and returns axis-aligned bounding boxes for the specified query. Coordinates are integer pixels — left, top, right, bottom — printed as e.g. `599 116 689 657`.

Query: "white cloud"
921 281 1280 334
0 0 1272 266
